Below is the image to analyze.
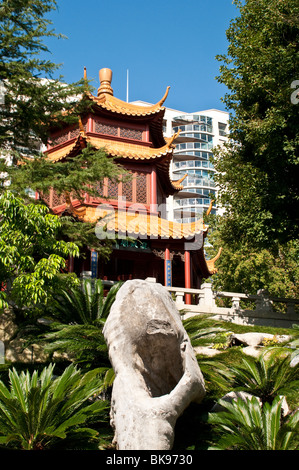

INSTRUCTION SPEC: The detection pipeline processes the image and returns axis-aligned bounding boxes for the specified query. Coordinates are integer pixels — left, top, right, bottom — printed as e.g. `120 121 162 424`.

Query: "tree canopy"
0 191 79 310
0 0 126 266
0 0 85 150
205 215 299 298
214 0 299 248
0 0 126 311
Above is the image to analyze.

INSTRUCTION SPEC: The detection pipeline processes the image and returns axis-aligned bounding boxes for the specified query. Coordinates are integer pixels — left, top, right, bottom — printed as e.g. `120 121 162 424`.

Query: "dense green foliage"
215 0 299 247
174 315 299 450
0 363 109 450
42 279 122 368
0 191 79 310
205 215 299 298
208 395 299 450
0 0 85 150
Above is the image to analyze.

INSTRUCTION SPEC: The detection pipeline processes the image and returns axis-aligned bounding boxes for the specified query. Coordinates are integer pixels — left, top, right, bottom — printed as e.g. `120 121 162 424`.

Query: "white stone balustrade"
162 282 299 328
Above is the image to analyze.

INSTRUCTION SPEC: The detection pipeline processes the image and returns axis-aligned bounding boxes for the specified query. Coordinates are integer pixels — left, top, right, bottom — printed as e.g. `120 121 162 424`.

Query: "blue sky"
44 0 239 113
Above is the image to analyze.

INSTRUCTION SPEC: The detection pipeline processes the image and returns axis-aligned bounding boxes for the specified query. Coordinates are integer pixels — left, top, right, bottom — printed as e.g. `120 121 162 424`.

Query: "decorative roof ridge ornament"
206 247 223 275
171 173 187 190
157 86 170 107
64 192 86 218
166 129 181 148
206 199 214 216
78 116 86 136
97 68 113 97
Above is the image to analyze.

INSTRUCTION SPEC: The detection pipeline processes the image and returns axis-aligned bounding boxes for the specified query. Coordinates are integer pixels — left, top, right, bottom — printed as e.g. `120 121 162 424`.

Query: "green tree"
0 364 109 450
0 0 85 151
0 0 126 264
205 217 299 298
215 0 299 247
0 191 79 310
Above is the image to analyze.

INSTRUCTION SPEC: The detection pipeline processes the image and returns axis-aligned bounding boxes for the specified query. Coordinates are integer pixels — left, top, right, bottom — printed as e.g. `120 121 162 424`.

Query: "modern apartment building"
131 99 229 222
163 107 229 223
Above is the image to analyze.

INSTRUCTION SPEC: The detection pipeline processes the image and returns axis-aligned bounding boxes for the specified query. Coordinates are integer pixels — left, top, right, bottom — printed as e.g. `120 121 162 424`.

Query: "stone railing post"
286 300 296 316
255 289 273 313
175 291 185 308
198 283 216 310
232 296 241 311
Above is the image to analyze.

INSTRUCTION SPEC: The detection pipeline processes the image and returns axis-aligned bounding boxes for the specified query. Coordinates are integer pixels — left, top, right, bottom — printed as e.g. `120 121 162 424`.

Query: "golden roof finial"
97 68 113 97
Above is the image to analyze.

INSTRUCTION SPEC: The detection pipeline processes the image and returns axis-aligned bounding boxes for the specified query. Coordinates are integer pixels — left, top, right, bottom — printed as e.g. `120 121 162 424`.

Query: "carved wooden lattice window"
69 127 80 139
52 191 66 207
122 179 133 201
95 182 105 198
95 121 118 137
108 181 119 200
51 131 69 147
119 127 143 141
136 173 147 204
41 192 51 206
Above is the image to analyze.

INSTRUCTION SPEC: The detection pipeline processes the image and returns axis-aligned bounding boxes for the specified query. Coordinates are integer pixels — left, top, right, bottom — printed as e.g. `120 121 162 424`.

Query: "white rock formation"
103 279 206 450
231 332 291 347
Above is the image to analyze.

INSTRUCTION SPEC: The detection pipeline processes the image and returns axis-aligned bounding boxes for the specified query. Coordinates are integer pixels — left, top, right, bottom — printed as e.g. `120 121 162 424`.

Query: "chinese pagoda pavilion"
42 68 220 302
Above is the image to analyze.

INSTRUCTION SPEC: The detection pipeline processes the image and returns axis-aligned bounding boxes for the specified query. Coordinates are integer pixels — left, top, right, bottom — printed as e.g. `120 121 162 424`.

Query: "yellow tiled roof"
46 133 175 162
82 207 208 239
47 139 82 162
86 135 173 160
86 87 170 117
62 197 221 275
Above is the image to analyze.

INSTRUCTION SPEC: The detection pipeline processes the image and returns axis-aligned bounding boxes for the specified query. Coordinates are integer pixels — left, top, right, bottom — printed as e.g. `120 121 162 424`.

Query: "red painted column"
184 250 191 305
164 247 171 287
150 168 157 212
87 116 93 133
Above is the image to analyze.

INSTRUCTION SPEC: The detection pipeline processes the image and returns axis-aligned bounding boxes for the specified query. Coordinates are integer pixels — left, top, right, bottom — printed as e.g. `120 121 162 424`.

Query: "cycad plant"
43 279 122 368
182 315 232 394
51 278 122 325
183 315 225 348
227 349 299 405
0 364 109 450
208 396 299 450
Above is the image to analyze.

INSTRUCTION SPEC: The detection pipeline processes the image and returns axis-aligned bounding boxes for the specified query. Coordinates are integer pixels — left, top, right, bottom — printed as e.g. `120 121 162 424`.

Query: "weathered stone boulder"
230 332 291 347
103 279 206 450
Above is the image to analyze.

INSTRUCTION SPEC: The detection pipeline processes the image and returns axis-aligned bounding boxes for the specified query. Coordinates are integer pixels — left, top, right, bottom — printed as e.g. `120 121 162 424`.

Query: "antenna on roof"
126 69 129 103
